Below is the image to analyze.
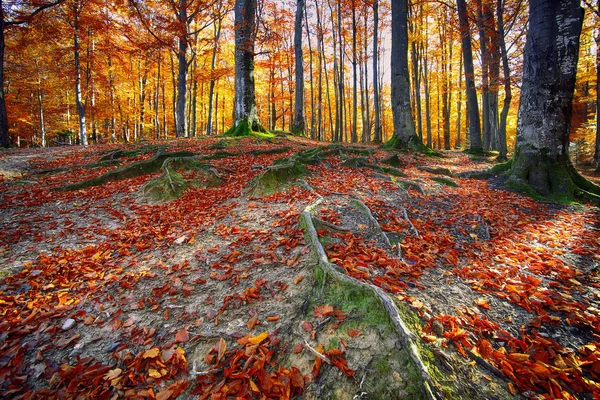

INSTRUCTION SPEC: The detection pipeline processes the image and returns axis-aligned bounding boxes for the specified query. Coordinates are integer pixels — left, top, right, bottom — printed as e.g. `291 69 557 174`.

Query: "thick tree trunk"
508 0 585 198
475 0 491 150
388 0 419 149
175 36 187 136
456 0 482 152
595 0 600 170
293 0 305 135
373 0 381 142
230 0 263 134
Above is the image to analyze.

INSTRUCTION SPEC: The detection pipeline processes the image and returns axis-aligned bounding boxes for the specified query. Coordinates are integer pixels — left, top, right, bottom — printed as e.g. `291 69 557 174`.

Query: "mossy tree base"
142 158 222 203
222 119 274 139
382 135 441 157
507 145 600 205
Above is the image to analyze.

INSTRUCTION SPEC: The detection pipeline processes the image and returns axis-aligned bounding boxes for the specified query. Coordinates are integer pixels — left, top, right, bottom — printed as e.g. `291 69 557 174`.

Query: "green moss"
491 159 512 173
208 139 232 150
244 159 306 197
223 119 275 139
325 337 341 351
382 135 441 157
431 177 459 187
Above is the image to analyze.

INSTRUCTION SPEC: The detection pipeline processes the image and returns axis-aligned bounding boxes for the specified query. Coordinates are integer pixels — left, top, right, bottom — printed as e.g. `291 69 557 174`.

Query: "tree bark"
351 1 358 143
73 1 88 146
475 0 491 150
373 0 381 142
231 0 263 133
388 0 419 149
496 0 510 160
456 0 482 152
293 0 305 135
0 17 9 148
304 0 315 139
508 0 585 198
175 0 188 138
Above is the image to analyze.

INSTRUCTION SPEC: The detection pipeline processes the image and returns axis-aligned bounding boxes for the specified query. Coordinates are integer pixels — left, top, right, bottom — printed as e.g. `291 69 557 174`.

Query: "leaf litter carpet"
0 137 599 399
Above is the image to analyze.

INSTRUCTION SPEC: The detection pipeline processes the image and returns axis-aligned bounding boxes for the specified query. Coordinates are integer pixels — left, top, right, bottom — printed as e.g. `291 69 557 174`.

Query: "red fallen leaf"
347 328 363 338
301 321 313 332
290 366 304 388
175 328 189 343
293 343 304 354
314 304 334 318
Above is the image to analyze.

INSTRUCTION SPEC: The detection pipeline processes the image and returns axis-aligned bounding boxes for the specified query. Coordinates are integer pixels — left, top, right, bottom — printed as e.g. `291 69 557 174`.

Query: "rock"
62 318 76 330
174 236 188 245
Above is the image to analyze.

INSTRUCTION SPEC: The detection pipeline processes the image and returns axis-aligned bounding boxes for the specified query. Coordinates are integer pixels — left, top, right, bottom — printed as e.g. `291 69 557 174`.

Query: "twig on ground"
304 340 331 364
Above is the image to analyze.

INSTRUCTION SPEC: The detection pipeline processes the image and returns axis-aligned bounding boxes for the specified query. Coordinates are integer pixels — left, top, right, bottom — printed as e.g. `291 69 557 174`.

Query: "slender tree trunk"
456 51 463 148
456 0 482 151
422 49 432 147
155 54 161 139
304 0 315 139
362 8 370 143
476 0 491 150
175 0 188 137
34 59 46 147
389 0 419 148
0 16 9 147
508 0 584 197
411 40 423 142
73 3 88 146
207 8 222 136
351 1 358 143
293 0 305 135
496 0 510 160
373 0 381 142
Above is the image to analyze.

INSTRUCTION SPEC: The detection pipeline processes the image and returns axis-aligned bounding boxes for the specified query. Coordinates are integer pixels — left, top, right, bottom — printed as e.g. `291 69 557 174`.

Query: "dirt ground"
0 137 599 399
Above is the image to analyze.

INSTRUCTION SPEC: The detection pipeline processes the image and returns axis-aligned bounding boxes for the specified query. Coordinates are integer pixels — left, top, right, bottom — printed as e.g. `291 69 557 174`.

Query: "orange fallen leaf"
156 388 173 400
267 316 279 322
247 332 269 345
148 368 162 378
175 328 189 343
475 298 491 309
293 275 304 284
142 347 160 359
217 338 227 362
247 314 259 330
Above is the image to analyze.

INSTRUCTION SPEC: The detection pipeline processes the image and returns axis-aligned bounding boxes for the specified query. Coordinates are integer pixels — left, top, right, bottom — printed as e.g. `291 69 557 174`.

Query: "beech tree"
507 0 600 203
292 0 305 135
387 0 420 149
227 0 265 135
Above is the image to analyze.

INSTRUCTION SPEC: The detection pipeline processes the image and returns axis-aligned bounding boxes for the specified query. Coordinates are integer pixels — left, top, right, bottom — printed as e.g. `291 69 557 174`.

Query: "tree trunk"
388 0 419 148
293 0 305 135
207 7 222 136
175 1 188 138
422 49 432 148
475 0 491 150
456 0 482 152
73 2 88 146
0 16 9 148
496 0 510 160
304 0 315 139
508 0 586 199
372 0 381 143
351 1 358 143
34 59 46 147
456 51 463 149
230 0 263 134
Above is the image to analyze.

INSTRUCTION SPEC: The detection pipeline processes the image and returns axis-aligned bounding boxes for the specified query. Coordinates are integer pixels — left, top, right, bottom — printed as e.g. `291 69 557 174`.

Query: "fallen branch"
401 207 419 237
304 340 331 365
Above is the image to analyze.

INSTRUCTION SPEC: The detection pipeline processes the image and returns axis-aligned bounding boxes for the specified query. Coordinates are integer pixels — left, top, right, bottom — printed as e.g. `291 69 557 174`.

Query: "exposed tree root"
300 200 438 400
56 151 195 192
342 157 407 177
381 153 407 168
417 166 453 177
393 179 425 195
430 177 458 187
141 158 222 203
98 144 163 162
223 119 273 139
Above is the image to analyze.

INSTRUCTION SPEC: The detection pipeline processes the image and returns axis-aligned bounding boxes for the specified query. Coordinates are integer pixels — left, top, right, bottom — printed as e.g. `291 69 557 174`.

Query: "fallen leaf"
175 328 189 343
142 347 160 359
247 332 269 345
347 328 363 338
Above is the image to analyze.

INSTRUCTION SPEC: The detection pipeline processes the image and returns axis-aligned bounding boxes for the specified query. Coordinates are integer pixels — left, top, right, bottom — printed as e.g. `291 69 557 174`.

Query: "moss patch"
431 177 459 187
223 119 274 139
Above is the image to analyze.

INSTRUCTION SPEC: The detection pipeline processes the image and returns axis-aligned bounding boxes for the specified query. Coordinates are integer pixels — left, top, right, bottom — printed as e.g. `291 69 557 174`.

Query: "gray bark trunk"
35 59 46 147
390 0 418 147
207 9 222 136
0 16 9 147
73 2 88 146
175 0 188 138
293 0 305 135
373 0 381 142
496 0 510 159
233 0 261 130
456 0 482 151
509 0 584 196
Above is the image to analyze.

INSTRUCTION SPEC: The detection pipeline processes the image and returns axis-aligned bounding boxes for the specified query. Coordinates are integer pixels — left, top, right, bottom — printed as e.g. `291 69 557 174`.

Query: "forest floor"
0 135 599 400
